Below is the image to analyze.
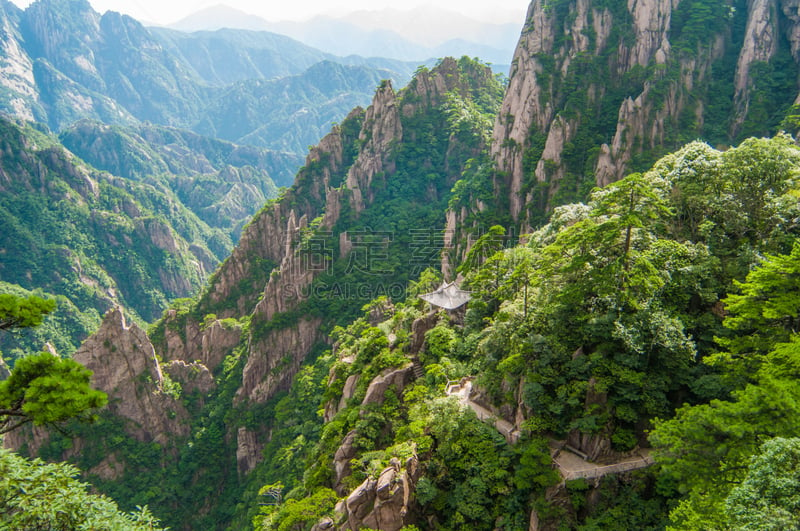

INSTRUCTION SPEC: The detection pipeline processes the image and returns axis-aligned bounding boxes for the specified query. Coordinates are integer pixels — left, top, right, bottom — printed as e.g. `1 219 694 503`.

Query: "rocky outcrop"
4 307 191 459
329 365 415 493
0 3 38 121
490 0 681 221
594 77 681 186
410 312 439 355
568 377 614 461
361 365 415 408
21 0 103 91
201 116 352 316
135 217 200 296
236 317 323 404
338 456 421 531
199 319 244 369
625 0 675 70
324 372 360 423
732 0 780 134
784 0 800 60
72 308 189 444
236 427 265 476
86 452 124 481
159 311 242 374
334 430 358 493
482 0 800 229
346 82 401 213
163 360 215 396
234 186 331 406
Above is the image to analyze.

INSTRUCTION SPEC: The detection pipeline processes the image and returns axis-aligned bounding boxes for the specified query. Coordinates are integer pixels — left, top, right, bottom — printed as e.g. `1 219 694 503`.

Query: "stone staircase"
411 358 425 379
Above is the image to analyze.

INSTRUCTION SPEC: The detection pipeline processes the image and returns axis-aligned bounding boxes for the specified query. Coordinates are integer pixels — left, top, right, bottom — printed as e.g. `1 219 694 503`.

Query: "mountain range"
2 0 800 529
168 5 522 66
0 0 423 154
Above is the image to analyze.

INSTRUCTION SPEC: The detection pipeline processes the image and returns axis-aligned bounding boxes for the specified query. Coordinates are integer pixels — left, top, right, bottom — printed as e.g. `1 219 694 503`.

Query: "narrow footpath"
445 378 654 481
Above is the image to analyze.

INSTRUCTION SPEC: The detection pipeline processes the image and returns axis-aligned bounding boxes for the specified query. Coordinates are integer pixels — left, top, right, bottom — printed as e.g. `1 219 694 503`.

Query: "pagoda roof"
420 282 471 310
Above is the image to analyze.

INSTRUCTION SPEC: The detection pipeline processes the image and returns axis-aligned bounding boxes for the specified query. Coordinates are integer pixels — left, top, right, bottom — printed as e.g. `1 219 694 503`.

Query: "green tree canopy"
0 293 56 331
0 351 107 434
651 243 800 528
726 437 800 530
712 241 800 378
0 448 164 530
0 293 106 434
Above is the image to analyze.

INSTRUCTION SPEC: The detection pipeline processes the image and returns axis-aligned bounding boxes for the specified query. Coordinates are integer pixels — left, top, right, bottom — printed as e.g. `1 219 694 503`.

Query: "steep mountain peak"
21 0 102 89
488 0 800 227
0 0 21 19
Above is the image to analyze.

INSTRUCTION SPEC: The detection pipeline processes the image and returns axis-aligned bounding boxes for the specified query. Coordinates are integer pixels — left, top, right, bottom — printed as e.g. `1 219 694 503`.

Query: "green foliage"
513 437 561 491
0 116 230 323
738 44 799 139
233 132 800 530
651 242 800 528
0 292 56 331
255 487 338 531
714 241 800 370
458 225 506 275
0 351 107 434
405 398 524 529
575 471 670 530
725 437 800 530
670 0 734 53
0 283 100 360
0 449 165 530
423 325 457 365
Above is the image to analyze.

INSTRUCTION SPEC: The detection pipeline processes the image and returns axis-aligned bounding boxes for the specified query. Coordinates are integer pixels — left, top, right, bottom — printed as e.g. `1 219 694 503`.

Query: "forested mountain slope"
4 57 505 530
5 0 800 529
240 133 800 530
0 115 282 332
0 0 417 159
59 120 301 188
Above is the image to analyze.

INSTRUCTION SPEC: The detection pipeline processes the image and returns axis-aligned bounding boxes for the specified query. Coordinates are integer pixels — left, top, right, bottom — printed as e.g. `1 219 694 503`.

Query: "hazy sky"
8 1 530 25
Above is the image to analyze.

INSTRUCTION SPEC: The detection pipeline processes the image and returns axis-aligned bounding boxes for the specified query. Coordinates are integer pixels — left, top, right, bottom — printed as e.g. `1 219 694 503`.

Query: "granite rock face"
4 308 191 460
71 308 190 445
338 457 421 531
479 0 800 231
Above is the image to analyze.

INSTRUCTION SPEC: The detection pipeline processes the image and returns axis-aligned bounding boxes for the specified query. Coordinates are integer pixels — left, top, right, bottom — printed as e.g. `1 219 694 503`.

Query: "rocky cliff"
0 1 39 122
71 308 191 445
483 0 800 228
2 308 198 457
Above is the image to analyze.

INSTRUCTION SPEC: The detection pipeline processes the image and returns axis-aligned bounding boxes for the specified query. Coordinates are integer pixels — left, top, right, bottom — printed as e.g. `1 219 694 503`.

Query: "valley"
2 0 800 529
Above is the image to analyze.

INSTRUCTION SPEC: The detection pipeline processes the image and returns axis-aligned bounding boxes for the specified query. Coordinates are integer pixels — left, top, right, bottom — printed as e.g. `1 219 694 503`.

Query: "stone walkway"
445 379 520 443
551 446 653 481
444 378 654 480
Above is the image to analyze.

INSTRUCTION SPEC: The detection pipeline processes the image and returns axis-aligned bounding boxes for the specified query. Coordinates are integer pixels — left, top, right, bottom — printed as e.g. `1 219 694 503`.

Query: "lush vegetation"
0 116 230 325
0 282 100 360
0 449 164 530
3 0 800 525
0 293 106 435
245 133 800 529
650 243 800 529
0 295 146 528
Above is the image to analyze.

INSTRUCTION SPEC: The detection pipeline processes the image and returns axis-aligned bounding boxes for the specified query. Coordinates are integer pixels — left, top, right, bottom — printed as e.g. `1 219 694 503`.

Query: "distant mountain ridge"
167 4 521 66
0 0 422 158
